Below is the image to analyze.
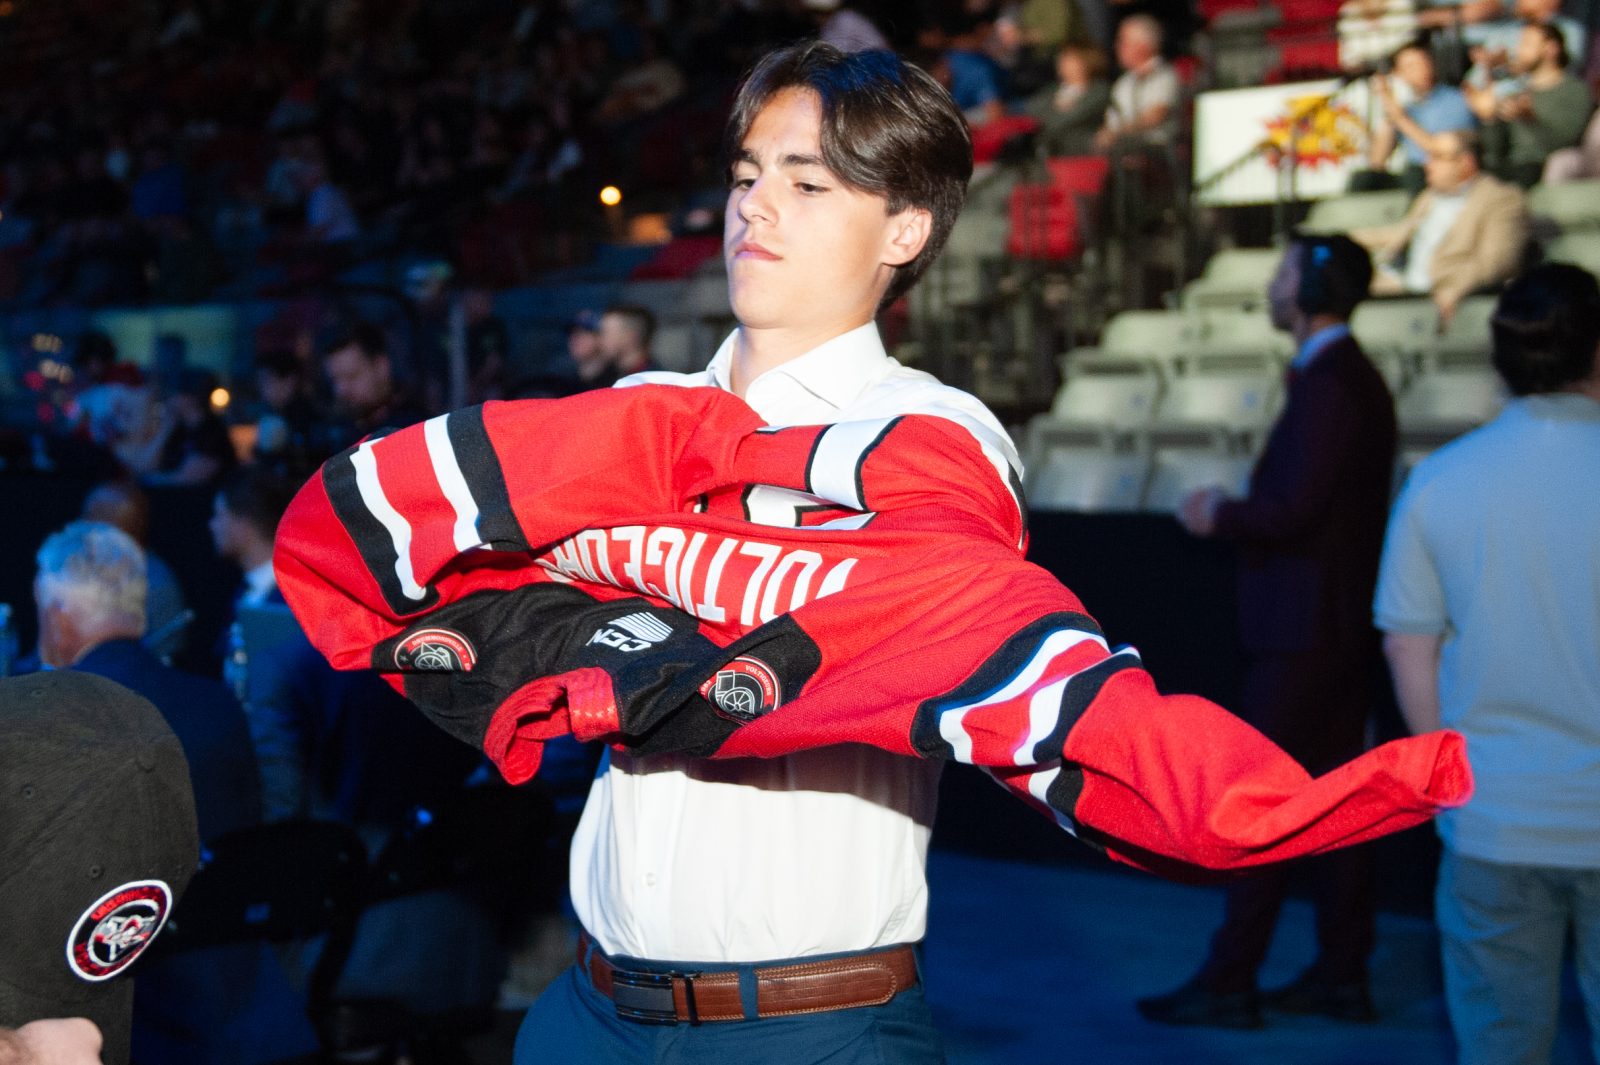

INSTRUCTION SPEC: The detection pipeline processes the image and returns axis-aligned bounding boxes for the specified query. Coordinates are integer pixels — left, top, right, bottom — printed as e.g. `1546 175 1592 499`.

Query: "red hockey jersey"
275 385 1472 874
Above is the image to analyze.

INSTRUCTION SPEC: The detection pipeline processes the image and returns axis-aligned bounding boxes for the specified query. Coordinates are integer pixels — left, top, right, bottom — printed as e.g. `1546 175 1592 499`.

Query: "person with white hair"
1094 13 1180 149
33 520 260 846
34 521 150 670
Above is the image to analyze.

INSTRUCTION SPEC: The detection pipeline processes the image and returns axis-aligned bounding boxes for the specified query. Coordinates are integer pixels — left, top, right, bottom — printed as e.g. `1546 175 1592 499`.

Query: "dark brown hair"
1529 23 1570 70
725 41 973 307
601 303 657 348
1491 262 1600 396
217 467 296 540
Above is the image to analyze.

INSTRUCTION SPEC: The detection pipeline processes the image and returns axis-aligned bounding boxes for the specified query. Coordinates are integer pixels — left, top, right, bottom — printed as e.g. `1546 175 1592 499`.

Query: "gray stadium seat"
1302 189 1413 234
1048 358 1163 427
1543 231 1600 275
1427 293 1497 367
1141 429 1255 513
1179 247 1284 311
1193 307 1294 362
1396 365 1505 429
1529 179 1600 232
964 168 1023 219
943 209 1011 260
918 211 1006 310
1154 355 1280 429
1100 310 1204 371
1351 297 1437 360
1023 422 1150 513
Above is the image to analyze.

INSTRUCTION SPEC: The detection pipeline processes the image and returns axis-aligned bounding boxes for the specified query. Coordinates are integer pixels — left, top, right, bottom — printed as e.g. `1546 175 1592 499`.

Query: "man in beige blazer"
1352 129 1530 324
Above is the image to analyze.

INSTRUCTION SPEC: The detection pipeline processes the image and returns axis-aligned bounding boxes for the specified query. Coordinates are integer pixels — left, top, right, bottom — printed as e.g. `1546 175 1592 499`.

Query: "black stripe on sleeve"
853 417 903 513
322 446 439 615
1027 652 1144 765
1043 766 1106 852
802 427 827 498
1008 464 1029 545
446 405 526 551
909 612 1104 760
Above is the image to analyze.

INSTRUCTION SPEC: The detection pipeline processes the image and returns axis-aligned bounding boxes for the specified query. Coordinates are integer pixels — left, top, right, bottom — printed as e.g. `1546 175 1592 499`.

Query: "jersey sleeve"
276 386 1472 876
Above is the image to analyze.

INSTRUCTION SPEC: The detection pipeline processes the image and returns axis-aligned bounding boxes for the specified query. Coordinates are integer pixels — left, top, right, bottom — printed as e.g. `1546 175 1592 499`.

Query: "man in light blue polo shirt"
1367 41 1477 192
1375 262 1600 1065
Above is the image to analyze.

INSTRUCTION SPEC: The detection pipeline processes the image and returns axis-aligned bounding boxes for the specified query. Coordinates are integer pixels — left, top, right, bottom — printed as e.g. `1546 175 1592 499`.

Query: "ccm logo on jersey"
588 612 673 653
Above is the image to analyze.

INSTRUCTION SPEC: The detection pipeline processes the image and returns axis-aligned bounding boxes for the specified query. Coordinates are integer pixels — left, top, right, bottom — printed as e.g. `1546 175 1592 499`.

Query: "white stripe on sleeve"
808 418 895 511
423 413 483 552
349 440 428 601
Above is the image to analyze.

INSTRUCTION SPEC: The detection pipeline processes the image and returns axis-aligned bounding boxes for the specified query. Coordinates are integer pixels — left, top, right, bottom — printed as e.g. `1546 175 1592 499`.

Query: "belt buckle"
611 968 685 1026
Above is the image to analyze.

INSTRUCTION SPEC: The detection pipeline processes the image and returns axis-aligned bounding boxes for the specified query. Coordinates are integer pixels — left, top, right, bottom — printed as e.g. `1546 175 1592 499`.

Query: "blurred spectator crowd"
0 0 1202 311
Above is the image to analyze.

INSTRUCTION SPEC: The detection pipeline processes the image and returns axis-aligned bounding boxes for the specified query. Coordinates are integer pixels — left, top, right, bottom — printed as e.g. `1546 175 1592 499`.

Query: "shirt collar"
242 561 278 604
706 322 894 411
1514 392 1600 421
1293 322 1351 370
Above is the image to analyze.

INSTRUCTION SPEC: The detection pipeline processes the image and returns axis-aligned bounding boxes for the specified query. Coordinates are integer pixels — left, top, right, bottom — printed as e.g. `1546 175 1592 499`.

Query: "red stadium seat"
1270 39 1342 80
1198 0 1263 20
971 115 1042 165
629 235 723 280
1007 157 1109 260
1277 0 1344 21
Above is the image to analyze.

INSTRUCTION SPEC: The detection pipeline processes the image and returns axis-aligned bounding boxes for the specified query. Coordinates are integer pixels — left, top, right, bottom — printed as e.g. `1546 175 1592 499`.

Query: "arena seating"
1544 231 1600 275
1528 179 1600 232
1025 425 1150 512
1142 426 1255 513
1302 189 1413 234
1178 247 1284 311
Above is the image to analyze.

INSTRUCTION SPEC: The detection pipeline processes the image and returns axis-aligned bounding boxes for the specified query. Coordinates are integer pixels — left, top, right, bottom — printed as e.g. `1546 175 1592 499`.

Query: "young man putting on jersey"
514 42 1020 1064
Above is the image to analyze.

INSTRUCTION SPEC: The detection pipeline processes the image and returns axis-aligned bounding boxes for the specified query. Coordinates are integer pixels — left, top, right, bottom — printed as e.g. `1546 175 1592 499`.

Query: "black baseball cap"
0 671 198 1065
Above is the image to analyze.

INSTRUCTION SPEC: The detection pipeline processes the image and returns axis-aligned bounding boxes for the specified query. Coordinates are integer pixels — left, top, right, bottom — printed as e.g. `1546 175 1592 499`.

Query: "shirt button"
644 873 658 887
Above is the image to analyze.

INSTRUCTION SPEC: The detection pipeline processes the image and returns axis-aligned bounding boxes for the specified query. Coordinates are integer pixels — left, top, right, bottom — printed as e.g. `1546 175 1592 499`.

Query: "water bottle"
0 603 17 678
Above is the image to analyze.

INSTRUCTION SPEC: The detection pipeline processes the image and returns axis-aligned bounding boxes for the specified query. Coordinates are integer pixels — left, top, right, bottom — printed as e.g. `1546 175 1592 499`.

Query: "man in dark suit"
210 467 297 690
210 468 295 614
1139 234 1398 1028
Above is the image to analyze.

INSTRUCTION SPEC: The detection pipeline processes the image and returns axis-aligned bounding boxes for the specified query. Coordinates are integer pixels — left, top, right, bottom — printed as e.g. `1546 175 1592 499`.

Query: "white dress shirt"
1402 182 1472 293
569 323 1022 963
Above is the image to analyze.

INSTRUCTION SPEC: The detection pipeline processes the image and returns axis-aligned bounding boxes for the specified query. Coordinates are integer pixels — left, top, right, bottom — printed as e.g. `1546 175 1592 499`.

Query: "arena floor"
468 848 1596 1063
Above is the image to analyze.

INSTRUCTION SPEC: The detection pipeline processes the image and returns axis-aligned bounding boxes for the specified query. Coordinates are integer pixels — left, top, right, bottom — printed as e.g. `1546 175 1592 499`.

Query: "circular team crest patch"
394 628 477 672
66 880 172 982
699 656 782 723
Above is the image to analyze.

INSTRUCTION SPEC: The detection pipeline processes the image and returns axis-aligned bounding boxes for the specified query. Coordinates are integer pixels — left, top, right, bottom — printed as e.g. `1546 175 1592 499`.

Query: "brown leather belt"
577 933 919 1025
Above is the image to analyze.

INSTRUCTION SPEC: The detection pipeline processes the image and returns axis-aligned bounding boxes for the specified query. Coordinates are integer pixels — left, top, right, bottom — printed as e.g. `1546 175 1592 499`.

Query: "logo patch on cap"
66 880 173 981
394 628 477 672
699 656 782 723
